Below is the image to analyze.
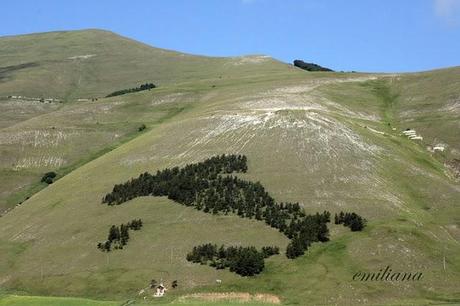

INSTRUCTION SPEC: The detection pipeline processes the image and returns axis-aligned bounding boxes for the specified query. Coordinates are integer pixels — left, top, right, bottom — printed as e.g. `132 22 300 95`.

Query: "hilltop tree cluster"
97 219 143 252
102 154 331 259
293 60 333 72
186 243 279 276
106 82 156 97
334 211 366 231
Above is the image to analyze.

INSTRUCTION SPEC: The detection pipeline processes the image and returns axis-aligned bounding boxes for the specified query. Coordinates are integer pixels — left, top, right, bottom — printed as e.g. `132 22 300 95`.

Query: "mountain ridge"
0 29 293 101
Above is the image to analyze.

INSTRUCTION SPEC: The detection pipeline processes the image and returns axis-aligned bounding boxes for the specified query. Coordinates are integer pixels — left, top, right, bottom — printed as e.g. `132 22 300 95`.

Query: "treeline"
334 211 366 231
106 83 156 97
293 60 333 72
186 244 279 276
102 154 247 205
97 219 143 252
102 154 331 259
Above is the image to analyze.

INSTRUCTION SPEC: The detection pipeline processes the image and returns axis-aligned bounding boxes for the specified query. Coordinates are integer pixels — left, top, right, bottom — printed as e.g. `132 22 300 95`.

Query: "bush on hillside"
334 211 366 231
138 124 146 132
41 171 57 184
106 83 156 97
97 218 143 252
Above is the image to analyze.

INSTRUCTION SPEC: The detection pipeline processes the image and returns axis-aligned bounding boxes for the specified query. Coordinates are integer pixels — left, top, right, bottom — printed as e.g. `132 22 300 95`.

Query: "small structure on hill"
402 129 423 141
153 283 167 297
402 129 416 136
428 144 446 153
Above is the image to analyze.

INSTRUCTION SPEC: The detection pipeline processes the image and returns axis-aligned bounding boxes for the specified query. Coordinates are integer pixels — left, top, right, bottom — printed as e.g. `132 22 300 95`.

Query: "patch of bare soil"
446 159 460 179
176 292 281 304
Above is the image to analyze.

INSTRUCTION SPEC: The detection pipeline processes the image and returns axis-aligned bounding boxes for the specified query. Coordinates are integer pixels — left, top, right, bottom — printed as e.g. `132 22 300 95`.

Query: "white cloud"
434 0 460 24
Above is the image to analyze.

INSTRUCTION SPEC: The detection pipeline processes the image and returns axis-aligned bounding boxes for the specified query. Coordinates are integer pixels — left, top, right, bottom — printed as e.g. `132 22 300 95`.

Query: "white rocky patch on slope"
226 55 272 66
265 76 381 95
190 109 381 158
237 78 383 122
67 54 96 60
150 92 199 107
0 130 80 147
14 155 66 170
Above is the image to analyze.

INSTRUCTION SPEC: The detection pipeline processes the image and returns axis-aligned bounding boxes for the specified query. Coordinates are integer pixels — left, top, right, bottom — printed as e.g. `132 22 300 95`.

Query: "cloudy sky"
1 0 459 72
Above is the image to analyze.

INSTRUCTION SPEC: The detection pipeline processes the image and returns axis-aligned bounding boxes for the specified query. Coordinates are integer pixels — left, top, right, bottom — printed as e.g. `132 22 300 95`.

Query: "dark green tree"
286 238 305 259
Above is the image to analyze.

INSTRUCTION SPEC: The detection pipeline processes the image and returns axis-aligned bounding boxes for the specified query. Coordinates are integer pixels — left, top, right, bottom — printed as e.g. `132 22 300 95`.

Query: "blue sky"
1 0 459 72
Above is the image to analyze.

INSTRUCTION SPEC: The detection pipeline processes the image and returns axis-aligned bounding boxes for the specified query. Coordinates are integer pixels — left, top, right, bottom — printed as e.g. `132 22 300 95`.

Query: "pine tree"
108 225 120 242
103 240 111 252
286 238 305 259
120 224 129 245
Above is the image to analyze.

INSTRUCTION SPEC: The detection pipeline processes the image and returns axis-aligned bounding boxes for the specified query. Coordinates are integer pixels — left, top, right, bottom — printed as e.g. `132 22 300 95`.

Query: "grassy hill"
0 30 459 305
0 29 299 213
0 29 294 100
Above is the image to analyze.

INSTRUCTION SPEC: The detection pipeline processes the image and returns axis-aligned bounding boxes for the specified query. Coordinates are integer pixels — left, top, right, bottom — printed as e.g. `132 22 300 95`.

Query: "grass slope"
0 294 118 306
0 30 459 305
0 29 299 213
0 294 276 306
393 67 460 159
0 89 192 212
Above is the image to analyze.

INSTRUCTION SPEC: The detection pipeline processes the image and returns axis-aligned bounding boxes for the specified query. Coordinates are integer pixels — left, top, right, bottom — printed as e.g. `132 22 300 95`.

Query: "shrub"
97 219 143 252
106 83 156 97
41 171 57 184
334 211 366 231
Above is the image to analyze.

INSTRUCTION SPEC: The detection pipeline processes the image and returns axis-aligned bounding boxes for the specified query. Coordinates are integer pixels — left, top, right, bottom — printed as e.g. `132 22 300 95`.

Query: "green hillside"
0 30 459 306
0 29 294 100
393 67 460 159
0 30 300 213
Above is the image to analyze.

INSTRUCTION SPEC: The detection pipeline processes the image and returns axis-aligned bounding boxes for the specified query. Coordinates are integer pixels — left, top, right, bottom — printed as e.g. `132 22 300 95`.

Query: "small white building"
403 129 416 136
153 283 167 297
402 129 425 142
